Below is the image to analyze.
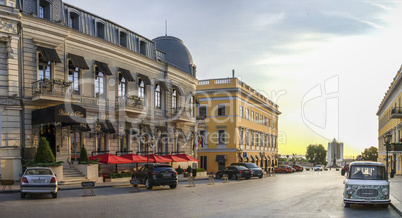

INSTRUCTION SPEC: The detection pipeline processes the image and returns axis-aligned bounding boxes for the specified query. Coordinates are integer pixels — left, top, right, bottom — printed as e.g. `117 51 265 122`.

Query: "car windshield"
25 169 52 175
245 163 258 168
349 165 386 180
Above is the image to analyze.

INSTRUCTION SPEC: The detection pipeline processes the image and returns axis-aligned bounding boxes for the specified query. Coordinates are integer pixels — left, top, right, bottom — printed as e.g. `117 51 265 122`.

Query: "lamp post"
384 132 392 179
146 137 155 165
260 151 265 171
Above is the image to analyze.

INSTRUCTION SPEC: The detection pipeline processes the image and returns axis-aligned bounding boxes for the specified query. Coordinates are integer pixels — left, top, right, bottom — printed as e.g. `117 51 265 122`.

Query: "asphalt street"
0 170 399 218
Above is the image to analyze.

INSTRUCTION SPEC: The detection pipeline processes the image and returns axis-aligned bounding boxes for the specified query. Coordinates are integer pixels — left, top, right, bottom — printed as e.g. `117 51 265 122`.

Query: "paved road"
0 170 399 218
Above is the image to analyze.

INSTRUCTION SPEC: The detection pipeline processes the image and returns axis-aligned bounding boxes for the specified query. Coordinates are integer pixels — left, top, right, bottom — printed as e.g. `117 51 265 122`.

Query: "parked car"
132 164 178 190
231 163 263 178
216 166 252 180
341 161 392 208
291 164 304 172
20 167 58 199
274 165 292 173
314 165 323 171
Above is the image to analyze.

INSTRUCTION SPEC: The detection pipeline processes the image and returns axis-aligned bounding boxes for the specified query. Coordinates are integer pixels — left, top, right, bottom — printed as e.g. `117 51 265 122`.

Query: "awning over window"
37 46 61 63
95 61 112 75
68 53 89 69
99 120 116 134
119 68 135 82
139 124 152 134
32 104 86 125
157 81 169 91
69 123 91 132
138 73 151 86
216 155 227 163
255 155 261 161
172 85 184 95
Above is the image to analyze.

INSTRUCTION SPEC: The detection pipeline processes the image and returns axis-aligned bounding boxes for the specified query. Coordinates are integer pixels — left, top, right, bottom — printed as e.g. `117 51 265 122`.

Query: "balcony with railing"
32 79 77 103
390 107 402 119
170 107 194 123
116 96 145 115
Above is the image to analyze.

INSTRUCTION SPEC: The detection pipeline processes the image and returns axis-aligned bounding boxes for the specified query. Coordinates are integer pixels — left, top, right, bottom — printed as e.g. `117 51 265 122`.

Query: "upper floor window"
68 12 80 31
172 89 177 109
217 105 226 116
155 84 161 109
239 128 244 145
251 131 254 146
199 105 207 117
38 0 51 20
251 111 254 122
38 53 51 80
118 77 126 97
120 31 127 47
138 79 145 99
68 60 80 95
218 129 226 145
256 113 259 123
190 96 195 117
96 21 105 39
240 106 243 118
95 72 104 97
264 117 267 126
246 108 249 120
260 115 263 124
140 41 147 55
246 129 249 145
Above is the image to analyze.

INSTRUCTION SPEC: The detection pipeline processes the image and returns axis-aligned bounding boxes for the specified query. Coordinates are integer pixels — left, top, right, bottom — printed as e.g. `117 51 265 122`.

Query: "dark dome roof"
153 36 196 76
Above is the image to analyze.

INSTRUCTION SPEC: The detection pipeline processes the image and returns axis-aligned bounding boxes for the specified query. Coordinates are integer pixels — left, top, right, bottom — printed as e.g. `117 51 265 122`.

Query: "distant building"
327 139 344 167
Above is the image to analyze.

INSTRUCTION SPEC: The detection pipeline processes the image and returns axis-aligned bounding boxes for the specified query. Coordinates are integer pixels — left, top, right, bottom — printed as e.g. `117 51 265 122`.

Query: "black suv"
132 164 178 190
231 162 264 178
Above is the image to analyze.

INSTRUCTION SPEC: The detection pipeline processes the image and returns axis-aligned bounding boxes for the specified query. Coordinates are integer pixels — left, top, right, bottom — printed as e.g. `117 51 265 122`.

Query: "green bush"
176 166 184 174
78 145 89 163
24 159 64 167
108 172 132 179
34 137 55 164
306 168 310 171
196 168 205 172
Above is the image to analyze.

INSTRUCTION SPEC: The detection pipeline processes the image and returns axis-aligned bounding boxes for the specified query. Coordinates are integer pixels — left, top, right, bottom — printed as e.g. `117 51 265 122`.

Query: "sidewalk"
390 175 402 216
0 175 211 193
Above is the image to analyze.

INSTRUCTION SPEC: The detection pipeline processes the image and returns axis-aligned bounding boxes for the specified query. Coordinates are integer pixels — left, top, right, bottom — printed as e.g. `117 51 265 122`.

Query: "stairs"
60 165 89 185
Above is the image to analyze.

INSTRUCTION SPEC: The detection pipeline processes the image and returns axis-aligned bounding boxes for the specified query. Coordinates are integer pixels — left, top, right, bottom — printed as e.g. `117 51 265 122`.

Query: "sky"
65 0 402 158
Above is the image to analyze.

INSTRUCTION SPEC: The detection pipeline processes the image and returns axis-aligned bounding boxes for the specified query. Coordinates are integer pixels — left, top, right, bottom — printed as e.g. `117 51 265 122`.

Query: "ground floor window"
200 156 207 170
97 134 106 151
71 132 82 161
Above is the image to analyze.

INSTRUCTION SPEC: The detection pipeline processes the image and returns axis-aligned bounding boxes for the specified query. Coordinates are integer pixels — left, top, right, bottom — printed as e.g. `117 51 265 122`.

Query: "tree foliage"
305 144 327 165
34 137 55 164
361 146 378 161
78 144 89 163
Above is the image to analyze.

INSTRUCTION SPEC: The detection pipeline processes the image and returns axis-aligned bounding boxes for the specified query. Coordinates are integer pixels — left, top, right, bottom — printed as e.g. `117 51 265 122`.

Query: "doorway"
71 132 81 161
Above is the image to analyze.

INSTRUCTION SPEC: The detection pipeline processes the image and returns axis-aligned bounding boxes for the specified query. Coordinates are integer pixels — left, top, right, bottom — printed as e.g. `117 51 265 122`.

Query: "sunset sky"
66 0 402 158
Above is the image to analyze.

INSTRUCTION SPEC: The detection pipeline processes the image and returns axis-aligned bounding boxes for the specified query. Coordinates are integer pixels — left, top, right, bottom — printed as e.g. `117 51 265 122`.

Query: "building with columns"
0 0 199 181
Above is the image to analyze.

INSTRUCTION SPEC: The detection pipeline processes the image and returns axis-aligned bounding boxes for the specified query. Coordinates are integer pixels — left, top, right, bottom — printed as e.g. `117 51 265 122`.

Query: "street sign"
192 163 197 169
243 152 247 158
130 179 140 185
81 181 95 187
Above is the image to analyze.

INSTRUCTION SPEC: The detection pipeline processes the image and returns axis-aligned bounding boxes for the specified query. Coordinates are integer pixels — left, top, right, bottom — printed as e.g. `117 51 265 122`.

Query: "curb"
390 195 402 217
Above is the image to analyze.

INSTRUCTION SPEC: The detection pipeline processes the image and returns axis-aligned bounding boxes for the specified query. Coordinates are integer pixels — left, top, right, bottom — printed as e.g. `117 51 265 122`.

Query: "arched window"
96 21 105 39
38 53 51 80
155 84 161 109
172 89 177 109
138 79 145 99
118 76 126 97
38 0 51 20
69 12 80 31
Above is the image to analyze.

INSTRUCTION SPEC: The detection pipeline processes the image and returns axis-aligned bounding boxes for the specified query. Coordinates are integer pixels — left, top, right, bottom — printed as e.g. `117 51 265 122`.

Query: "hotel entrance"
40 124 56 157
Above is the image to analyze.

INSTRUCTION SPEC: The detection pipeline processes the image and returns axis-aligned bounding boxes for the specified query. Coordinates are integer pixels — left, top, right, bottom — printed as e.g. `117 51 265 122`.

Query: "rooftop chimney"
232 69 235 78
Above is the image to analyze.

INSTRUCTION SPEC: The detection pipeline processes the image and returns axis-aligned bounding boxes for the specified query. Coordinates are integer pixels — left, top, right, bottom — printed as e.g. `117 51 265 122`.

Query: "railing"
171 151 185 154
215 78 231 84
32 79 73 98
391 107 402 115
116 96 144 109
198 80 210 85
156 49 166 61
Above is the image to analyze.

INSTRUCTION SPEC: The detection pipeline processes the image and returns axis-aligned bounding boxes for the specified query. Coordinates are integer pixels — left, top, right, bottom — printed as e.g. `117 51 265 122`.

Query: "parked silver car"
20 167 58 199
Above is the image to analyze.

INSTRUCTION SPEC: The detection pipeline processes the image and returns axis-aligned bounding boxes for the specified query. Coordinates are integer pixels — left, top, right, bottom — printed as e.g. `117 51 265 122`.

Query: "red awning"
173 154 200 162
120 154 148 163
143 154 173 163
89 153 133 164
162 155 188 162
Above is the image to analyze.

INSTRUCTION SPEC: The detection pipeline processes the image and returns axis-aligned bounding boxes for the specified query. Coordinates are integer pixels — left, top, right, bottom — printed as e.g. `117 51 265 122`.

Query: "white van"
341 161 393 208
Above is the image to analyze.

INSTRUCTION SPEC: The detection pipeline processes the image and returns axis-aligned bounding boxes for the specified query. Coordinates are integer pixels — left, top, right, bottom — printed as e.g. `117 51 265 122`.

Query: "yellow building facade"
196 77 281 173
377 66 402 175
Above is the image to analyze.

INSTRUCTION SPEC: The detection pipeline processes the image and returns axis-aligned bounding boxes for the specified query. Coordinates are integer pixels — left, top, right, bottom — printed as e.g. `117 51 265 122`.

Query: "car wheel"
215 174 221 179
52 193 57 198
344 202 350 208
231 174 237 180
381 204 389 209
20 192 26 199
145 178 153 190
169 184 177 189
259 175 263 178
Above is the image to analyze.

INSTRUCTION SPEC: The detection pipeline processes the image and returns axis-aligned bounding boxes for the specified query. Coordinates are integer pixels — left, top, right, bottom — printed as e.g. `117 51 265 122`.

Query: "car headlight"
347 187 354 195
382 188 389 196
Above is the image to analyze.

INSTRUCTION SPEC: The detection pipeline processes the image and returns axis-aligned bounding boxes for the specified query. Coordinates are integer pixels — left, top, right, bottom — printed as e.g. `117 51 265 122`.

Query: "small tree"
34 137 55 164
78 144 89 163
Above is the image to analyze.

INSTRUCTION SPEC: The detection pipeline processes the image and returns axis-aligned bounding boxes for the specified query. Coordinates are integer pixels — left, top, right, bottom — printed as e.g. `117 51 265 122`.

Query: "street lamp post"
236 148 242 162
384 132 392 179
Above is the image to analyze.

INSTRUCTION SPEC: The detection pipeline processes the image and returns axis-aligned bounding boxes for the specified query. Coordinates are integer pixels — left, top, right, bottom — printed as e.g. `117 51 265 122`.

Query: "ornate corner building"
0 0 199 180
196 77 281 173
377 65 402 175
